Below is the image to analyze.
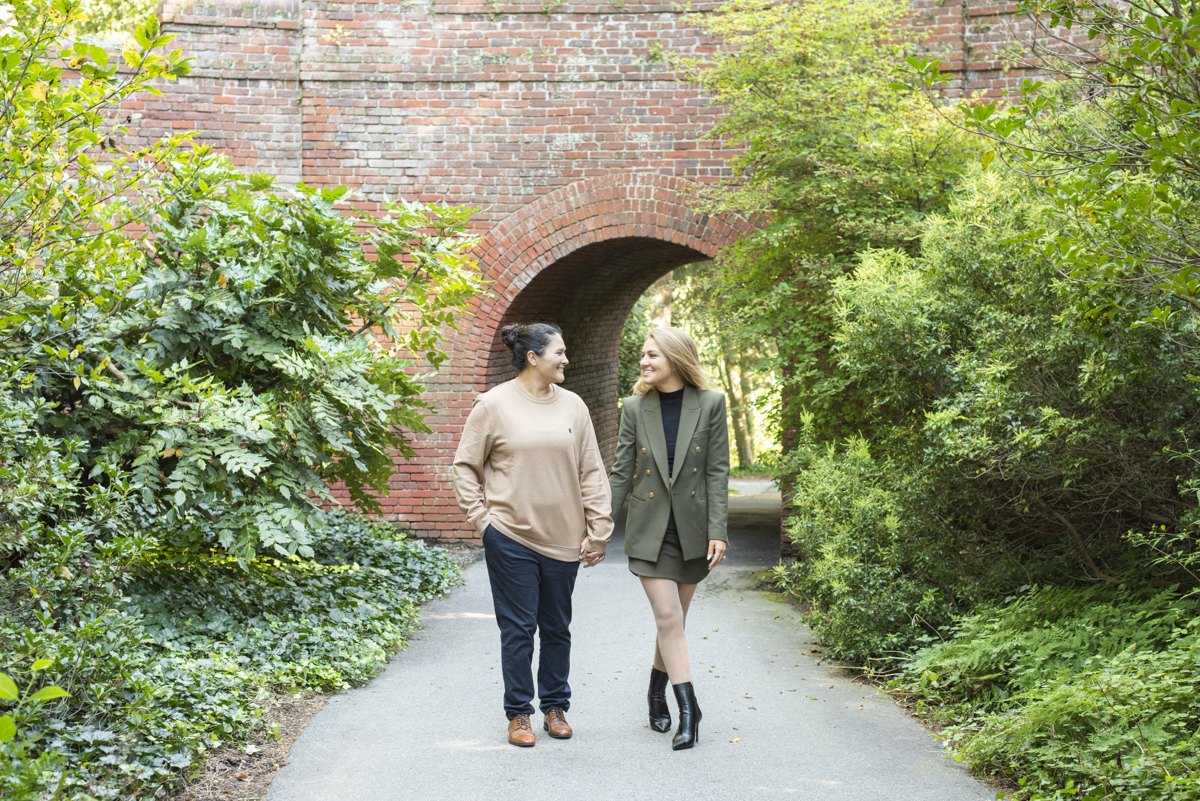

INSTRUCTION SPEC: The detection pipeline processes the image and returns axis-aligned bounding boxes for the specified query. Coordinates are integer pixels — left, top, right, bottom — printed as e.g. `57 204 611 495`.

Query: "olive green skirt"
628 516 710 585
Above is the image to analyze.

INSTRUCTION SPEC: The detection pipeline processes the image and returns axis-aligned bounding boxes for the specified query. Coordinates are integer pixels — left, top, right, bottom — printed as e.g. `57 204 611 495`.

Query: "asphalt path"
267 494 993 801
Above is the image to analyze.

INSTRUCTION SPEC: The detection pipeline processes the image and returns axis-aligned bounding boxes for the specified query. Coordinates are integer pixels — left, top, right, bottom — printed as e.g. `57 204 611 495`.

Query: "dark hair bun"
500 322 563 372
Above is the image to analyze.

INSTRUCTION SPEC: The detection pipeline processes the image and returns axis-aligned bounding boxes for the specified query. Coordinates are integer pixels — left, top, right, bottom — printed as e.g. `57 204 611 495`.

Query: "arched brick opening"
379 172 745 539
462 172 743 458
491 236 707 463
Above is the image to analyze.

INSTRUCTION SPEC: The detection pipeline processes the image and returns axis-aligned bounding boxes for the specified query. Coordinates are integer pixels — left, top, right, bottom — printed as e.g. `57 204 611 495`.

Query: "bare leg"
641 577 700 684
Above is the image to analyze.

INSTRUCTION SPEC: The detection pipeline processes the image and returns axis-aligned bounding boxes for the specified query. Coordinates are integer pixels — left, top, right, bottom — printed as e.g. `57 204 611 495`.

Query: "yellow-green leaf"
981 150 995 169
0 673 17 701
0 716 15 743
31 660 52 671
28 686 70 703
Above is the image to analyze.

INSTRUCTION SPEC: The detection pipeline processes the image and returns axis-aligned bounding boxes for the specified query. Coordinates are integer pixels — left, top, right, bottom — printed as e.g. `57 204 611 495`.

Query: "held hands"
579 541 605 568
707 539 727 569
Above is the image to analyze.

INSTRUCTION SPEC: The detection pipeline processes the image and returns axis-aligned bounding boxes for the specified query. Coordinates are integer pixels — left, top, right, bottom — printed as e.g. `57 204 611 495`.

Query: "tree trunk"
736 352 756 465
720 335 754 469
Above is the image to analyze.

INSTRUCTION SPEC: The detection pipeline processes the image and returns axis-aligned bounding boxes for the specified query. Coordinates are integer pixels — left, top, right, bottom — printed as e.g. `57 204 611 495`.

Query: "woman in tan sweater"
452 323 612 748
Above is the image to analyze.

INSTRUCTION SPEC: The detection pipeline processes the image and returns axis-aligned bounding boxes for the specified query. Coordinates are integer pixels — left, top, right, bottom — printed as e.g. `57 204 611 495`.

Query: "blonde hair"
632 326 715 395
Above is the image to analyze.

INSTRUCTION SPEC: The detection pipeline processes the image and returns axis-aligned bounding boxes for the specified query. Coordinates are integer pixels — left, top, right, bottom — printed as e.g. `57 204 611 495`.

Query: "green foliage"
618 293 653 396
895 587 1200 800
777 165 1200 661
0 664 71 745
2 360 455 801
908 0 1200 332
775 412 1002 667
835 172 1199 562
0 665 73 798
66 165 478 561
2 1 483 562
782 27 1200 793
1 5 476 798
7 159 481 561
676 0 970 251
675 0 977 445
902 586 1199 715
759 0 1200 796
2 480 460 799
0 361 228 799
0 0 192 301
128 511 460 691
78 0 158 37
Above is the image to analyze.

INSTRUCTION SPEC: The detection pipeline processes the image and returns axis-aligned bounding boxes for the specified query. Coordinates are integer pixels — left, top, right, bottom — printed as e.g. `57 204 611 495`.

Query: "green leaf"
0 716 14 743
981 151 995 169
27 686 70 703
973 103 996 122
0 673 17 701
134 22 152 50
30 660 52 671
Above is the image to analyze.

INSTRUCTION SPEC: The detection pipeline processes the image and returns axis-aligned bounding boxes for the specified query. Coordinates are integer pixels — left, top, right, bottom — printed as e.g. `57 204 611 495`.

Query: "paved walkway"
267 500 993 801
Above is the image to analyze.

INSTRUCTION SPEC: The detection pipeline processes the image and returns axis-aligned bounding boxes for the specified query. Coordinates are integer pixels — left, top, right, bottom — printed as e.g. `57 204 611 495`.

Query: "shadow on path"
266 496 991 801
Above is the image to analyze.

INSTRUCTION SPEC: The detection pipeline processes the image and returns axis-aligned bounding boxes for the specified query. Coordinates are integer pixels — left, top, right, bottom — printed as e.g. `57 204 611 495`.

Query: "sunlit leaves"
673 0 978 442
1 0 482 562
0 0 196 362
905 0 1200 326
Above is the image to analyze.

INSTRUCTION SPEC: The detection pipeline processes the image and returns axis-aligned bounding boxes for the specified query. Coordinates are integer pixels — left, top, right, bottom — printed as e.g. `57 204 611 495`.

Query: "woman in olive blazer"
609 326 729 751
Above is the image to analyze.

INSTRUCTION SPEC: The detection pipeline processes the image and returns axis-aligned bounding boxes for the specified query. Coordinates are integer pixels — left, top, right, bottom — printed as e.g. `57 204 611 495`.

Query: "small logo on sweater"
569 428 572 433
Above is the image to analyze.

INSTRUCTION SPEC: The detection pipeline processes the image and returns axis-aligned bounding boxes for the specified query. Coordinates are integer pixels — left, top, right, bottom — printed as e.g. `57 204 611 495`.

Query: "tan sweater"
452 379 613 561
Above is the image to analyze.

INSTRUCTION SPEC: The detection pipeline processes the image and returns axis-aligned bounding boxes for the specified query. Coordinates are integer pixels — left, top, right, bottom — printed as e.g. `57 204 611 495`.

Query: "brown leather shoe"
508 714 535 747
543 707 572 739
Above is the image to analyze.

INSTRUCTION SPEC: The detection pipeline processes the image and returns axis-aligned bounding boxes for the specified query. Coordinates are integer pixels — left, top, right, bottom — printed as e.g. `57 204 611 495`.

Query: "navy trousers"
483 525 580 719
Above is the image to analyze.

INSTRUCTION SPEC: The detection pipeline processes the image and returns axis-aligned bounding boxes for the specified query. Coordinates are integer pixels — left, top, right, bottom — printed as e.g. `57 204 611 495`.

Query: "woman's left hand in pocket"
707 539 727 568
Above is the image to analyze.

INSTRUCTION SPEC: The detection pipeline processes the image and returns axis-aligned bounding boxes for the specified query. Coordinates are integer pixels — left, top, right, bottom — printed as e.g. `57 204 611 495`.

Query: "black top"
660 387 685 478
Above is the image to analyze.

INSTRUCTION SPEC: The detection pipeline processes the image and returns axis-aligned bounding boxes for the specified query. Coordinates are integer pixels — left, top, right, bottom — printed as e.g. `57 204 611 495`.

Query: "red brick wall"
138 0 1053 542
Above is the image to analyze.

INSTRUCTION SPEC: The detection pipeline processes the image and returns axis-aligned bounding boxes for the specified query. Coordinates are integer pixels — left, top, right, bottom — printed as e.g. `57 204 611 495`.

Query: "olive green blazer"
608 386 730 562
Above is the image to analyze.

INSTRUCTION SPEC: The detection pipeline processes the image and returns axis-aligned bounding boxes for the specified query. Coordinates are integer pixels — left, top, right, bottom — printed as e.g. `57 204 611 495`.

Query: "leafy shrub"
900 585 1199 717
778 166 1200 659
14 163 480 562
776 413 1005 667
128 512 460 691
1 5 472 799
895 587 1200 800
3 1 482 562
2 312 459 799
0 364 221 799
967 627 1200 801
3 503 459 800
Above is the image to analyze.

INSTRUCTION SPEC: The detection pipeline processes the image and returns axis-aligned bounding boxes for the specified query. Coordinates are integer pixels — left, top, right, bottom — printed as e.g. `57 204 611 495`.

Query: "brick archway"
468 171 743 459
390 172 744 538
144 0 1052 540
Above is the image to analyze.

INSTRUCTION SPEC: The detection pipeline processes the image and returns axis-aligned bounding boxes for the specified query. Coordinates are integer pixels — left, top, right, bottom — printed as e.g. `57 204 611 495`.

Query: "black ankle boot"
647 668 671 733
671 682 702 750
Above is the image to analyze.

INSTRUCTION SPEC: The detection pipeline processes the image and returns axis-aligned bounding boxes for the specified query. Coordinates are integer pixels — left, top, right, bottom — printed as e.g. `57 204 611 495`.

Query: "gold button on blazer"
608 386 730 563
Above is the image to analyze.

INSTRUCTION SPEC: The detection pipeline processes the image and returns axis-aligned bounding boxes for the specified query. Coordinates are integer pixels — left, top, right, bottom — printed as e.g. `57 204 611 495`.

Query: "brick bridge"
143 0 1038 542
